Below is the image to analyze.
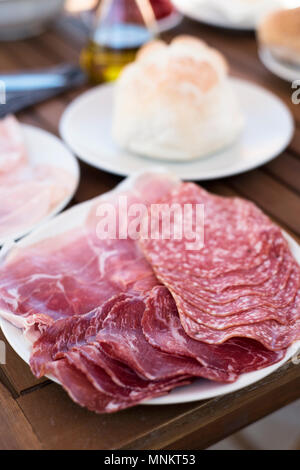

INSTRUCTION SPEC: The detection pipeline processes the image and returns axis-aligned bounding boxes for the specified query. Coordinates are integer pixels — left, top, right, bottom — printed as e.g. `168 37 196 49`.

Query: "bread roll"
112 36 244 161
258 7 300 66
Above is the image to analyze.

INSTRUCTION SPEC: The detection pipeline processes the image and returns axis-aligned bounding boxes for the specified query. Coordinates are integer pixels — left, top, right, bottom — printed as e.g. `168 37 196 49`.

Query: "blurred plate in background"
171 0 255 31
0 0 66 41
0 125 79 245
259 46 300 83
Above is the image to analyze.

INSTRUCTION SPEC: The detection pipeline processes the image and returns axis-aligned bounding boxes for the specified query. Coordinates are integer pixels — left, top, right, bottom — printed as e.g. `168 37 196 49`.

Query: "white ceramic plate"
259 46 300 83
0 182 299 405
0 124 80 246
59 79 294 181
171 0 255 30
171 0 297 31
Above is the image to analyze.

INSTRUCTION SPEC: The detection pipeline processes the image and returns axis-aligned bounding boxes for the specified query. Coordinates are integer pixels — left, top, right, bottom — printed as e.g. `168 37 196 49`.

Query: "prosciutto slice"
0 115 75 240
30 282 286 413
30 294 193 395
30 294 192 413
142 286 285 379
0 172 179 339
44 357 191 414
0 230 119 338
97 296 224 382
0 115 26 174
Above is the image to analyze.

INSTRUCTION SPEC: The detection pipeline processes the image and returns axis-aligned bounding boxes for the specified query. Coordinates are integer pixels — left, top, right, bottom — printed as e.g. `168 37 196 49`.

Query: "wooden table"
0 14 299 451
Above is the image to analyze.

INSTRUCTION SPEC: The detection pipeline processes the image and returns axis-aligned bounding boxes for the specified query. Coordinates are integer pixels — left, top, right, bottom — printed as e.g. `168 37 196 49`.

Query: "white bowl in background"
0 0 66 40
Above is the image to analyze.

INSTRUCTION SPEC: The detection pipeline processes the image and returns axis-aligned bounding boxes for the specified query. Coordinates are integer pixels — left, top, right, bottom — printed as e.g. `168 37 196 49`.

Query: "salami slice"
142 183 281 278
166 266 299 328
139 182 300 349
142 287 285 378
159 240 293 301
180 300 300 351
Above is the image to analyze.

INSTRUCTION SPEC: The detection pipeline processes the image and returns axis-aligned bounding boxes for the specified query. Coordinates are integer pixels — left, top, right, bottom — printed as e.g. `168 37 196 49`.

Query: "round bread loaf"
112 36 244 161
258 7 300 66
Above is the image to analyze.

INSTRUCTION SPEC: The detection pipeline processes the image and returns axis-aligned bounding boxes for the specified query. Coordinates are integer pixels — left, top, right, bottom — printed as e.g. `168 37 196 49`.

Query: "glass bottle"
80 0 158 83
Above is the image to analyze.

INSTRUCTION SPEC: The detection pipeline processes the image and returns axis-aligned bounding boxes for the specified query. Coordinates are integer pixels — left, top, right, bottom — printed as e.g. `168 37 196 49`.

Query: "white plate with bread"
60 36 294 181
257 6 300 82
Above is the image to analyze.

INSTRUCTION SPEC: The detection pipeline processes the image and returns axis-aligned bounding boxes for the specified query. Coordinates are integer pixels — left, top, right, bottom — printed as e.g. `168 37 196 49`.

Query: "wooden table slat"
0 331 46 395
264 153 300 195
16 360 300 450
0 381 41 449
228 169 300 236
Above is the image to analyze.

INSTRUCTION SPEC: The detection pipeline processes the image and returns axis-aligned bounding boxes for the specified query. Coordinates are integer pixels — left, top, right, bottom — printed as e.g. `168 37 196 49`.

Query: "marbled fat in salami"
139 183 300 351
180 307 300 351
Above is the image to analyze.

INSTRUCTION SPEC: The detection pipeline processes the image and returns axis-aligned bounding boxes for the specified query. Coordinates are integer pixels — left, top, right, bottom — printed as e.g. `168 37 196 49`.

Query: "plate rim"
59 78 294 181
0 123 80 246
259 46 300 83
171 0 256 31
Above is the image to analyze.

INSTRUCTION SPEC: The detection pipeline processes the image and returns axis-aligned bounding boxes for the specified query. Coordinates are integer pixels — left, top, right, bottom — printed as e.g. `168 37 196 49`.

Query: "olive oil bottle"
81 0 158 83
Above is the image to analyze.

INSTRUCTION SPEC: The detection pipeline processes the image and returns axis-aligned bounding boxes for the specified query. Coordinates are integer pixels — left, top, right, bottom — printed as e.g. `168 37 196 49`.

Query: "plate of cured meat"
0 115 79 245
0 171 299 413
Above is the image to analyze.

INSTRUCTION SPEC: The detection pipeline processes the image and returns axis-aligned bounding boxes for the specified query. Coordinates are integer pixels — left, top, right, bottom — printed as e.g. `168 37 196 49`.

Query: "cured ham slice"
0 115 26 174
0 183 52 239
0 172 179 339
139 182 300 351
0 230 118 337
44 357 190 414
0 227 157 339
97 296 224 382
30 295 192 413
65 350 190 403
76 344 191 396
44 359 141 414
30 294 127 377
0 164 74 240
0 116 74 240
142 286 285 379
